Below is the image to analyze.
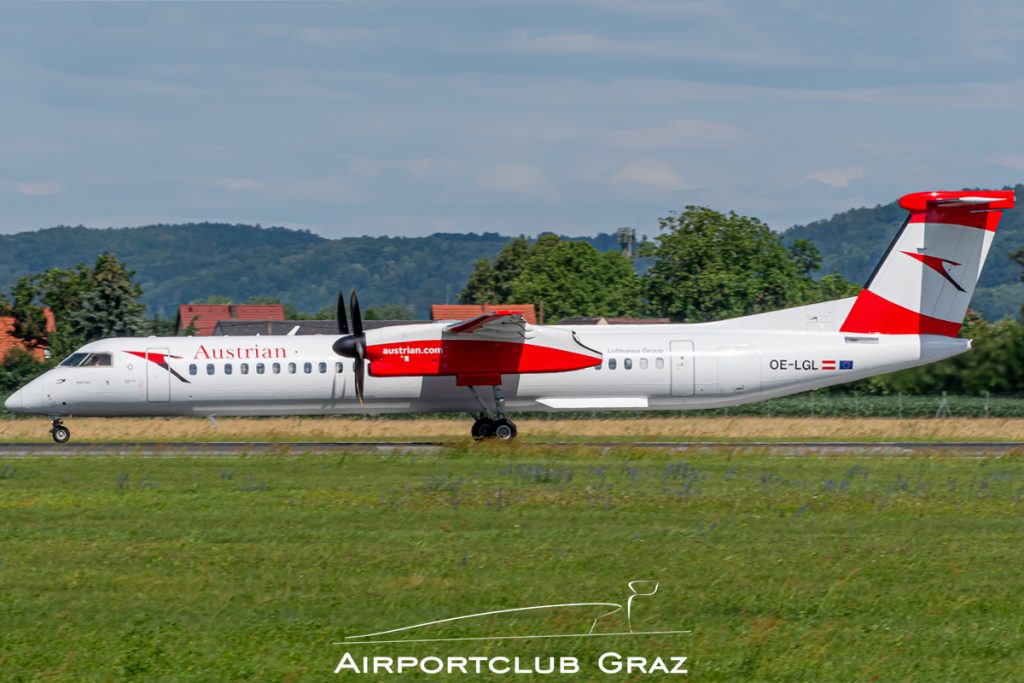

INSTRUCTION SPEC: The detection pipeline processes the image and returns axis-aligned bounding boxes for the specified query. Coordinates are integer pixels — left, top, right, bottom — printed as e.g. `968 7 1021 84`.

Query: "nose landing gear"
49 418 70 444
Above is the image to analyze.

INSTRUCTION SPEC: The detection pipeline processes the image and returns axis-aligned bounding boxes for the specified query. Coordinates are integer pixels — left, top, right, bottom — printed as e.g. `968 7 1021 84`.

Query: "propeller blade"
337 290 349 335
354 349 365 406
350 288 363 338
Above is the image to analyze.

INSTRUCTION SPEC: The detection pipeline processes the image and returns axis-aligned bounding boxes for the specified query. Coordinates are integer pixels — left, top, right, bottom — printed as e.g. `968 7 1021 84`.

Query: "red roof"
0 308 55 361
431 303 537 325
177 304 286 336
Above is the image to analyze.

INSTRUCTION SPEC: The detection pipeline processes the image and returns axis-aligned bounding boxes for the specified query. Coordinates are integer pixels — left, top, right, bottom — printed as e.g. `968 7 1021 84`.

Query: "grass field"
1 415 1023 443
3 446 1024 681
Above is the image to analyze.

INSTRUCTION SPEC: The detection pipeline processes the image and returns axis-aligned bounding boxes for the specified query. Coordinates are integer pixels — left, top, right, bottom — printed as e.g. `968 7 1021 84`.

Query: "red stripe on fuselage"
367 339 601 382
839 289 961 336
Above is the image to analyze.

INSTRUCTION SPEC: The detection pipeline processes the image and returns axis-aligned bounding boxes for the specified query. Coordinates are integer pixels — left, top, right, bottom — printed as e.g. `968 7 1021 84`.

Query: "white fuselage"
5 312 968 419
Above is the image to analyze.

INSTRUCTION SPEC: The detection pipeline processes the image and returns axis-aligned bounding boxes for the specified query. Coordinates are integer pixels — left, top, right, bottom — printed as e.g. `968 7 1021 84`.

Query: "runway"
0 441 1021 456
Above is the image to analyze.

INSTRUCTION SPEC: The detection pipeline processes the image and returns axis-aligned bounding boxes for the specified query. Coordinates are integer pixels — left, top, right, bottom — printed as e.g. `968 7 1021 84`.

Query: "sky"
2 0 1024 239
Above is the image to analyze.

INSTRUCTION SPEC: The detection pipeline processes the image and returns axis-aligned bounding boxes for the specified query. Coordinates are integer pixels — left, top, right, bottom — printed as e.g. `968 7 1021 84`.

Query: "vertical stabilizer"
840 190 1014 336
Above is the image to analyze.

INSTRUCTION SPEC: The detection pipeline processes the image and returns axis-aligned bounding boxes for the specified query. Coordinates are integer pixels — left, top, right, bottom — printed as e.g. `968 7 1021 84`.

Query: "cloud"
8 180 65 196
577 0 731 18
467 117 595 144
609 160 693 192
289 26 391 48
802 166 866 188
500 30 807 66
176 175 355 204
477 162 556 198
604 119 745 150
988 153 1024 169
213 177 264 191
346 156 446 180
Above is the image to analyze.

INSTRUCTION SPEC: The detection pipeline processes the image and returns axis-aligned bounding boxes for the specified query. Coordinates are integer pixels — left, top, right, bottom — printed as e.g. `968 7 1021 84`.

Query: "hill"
1 189 1020 321
0 224 522 318
784 184 1024 320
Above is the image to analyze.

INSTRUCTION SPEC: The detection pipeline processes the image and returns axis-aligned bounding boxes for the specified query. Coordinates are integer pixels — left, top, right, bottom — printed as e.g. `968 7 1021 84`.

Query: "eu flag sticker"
839 360 854 370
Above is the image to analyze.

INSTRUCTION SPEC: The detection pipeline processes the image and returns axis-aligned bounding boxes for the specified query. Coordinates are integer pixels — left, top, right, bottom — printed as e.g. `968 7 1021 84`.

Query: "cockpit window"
61 352 111 367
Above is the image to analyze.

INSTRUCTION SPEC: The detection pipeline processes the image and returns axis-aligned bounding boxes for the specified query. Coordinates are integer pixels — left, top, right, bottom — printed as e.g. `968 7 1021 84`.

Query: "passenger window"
240 363 249 375
224 363 232 375
594 362 602 370
206 364 215 375
256 363 265 375
303 362 312 374
640 358 648 370
655 358 664 370
272 363 281 374
288 362 296 374
608 358 617 370
319 362 327 374
335 362 343 373
624 358 633 370
189 364 197 376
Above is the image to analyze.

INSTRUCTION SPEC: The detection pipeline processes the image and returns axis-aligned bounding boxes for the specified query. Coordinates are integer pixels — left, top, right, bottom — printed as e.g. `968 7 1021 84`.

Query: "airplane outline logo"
337 580 689 646
901 251 966 293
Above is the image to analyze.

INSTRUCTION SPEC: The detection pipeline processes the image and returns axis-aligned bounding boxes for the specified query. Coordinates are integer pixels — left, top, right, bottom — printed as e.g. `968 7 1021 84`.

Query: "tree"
507 235 642 321
459 237 530 304
459 234 642 321
197 295 233 304
817 273 861 300
853 311 1024 395
71 254 146 342
364 304 414 320
1 254 146 358
459 258 496 304
1012 247 1024 318
642 206 849 322
0 348 47 394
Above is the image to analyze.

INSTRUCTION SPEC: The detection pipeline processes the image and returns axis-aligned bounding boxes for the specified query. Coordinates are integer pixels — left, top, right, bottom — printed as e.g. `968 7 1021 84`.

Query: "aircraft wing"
444 310 530 340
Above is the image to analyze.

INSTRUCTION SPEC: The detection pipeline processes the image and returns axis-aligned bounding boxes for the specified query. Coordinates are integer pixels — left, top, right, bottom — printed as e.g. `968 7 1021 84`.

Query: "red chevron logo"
901 251 965 293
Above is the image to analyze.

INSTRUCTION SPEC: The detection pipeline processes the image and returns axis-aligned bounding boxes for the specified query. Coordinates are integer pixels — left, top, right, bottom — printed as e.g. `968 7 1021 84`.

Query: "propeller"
333 288 366 404
336 290 349 335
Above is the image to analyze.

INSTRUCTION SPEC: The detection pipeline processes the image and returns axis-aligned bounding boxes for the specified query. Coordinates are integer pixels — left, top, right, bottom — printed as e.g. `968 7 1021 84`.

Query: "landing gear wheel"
472 417 495 441
493 419 517 441
51 424 70 444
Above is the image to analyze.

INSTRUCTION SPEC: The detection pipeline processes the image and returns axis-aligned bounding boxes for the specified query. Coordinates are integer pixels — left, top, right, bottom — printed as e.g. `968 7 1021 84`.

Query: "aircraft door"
669 340 695 397
146 348 171 402
332 361 346 400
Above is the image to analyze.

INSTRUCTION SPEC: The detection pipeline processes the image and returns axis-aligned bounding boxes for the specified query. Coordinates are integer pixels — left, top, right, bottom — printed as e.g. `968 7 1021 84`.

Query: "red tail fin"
840 190 1014 336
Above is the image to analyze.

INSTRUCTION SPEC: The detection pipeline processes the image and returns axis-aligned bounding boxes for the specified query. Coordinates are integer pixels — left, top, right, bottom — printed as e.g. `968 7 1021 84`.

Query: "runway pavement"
0 441 1021 456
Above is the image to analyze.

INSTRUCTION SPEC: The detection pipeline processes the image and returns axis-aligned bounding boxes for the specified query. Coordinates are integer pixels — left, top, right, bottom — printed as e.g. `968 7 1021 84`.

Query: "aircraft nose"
4 388 24 413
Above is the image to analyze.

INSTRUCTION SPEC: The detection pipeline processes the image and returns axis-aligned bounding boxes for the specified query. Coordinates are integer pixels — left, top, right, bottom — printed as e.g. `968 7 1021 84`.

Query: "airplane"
3 189 1014 443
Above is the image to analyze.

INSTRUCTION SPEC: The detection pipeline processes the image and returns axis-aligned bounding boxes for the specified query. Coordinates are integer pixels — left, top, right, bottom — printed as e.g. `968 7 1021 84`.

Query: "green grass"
2 446 1024 681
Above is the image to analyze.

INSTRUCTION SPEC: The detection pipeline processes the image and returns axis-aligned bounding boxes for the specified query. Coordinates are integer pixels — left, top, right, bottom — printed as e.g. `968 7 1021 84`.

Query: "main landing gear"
50 418 70 444
467 385 517 441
